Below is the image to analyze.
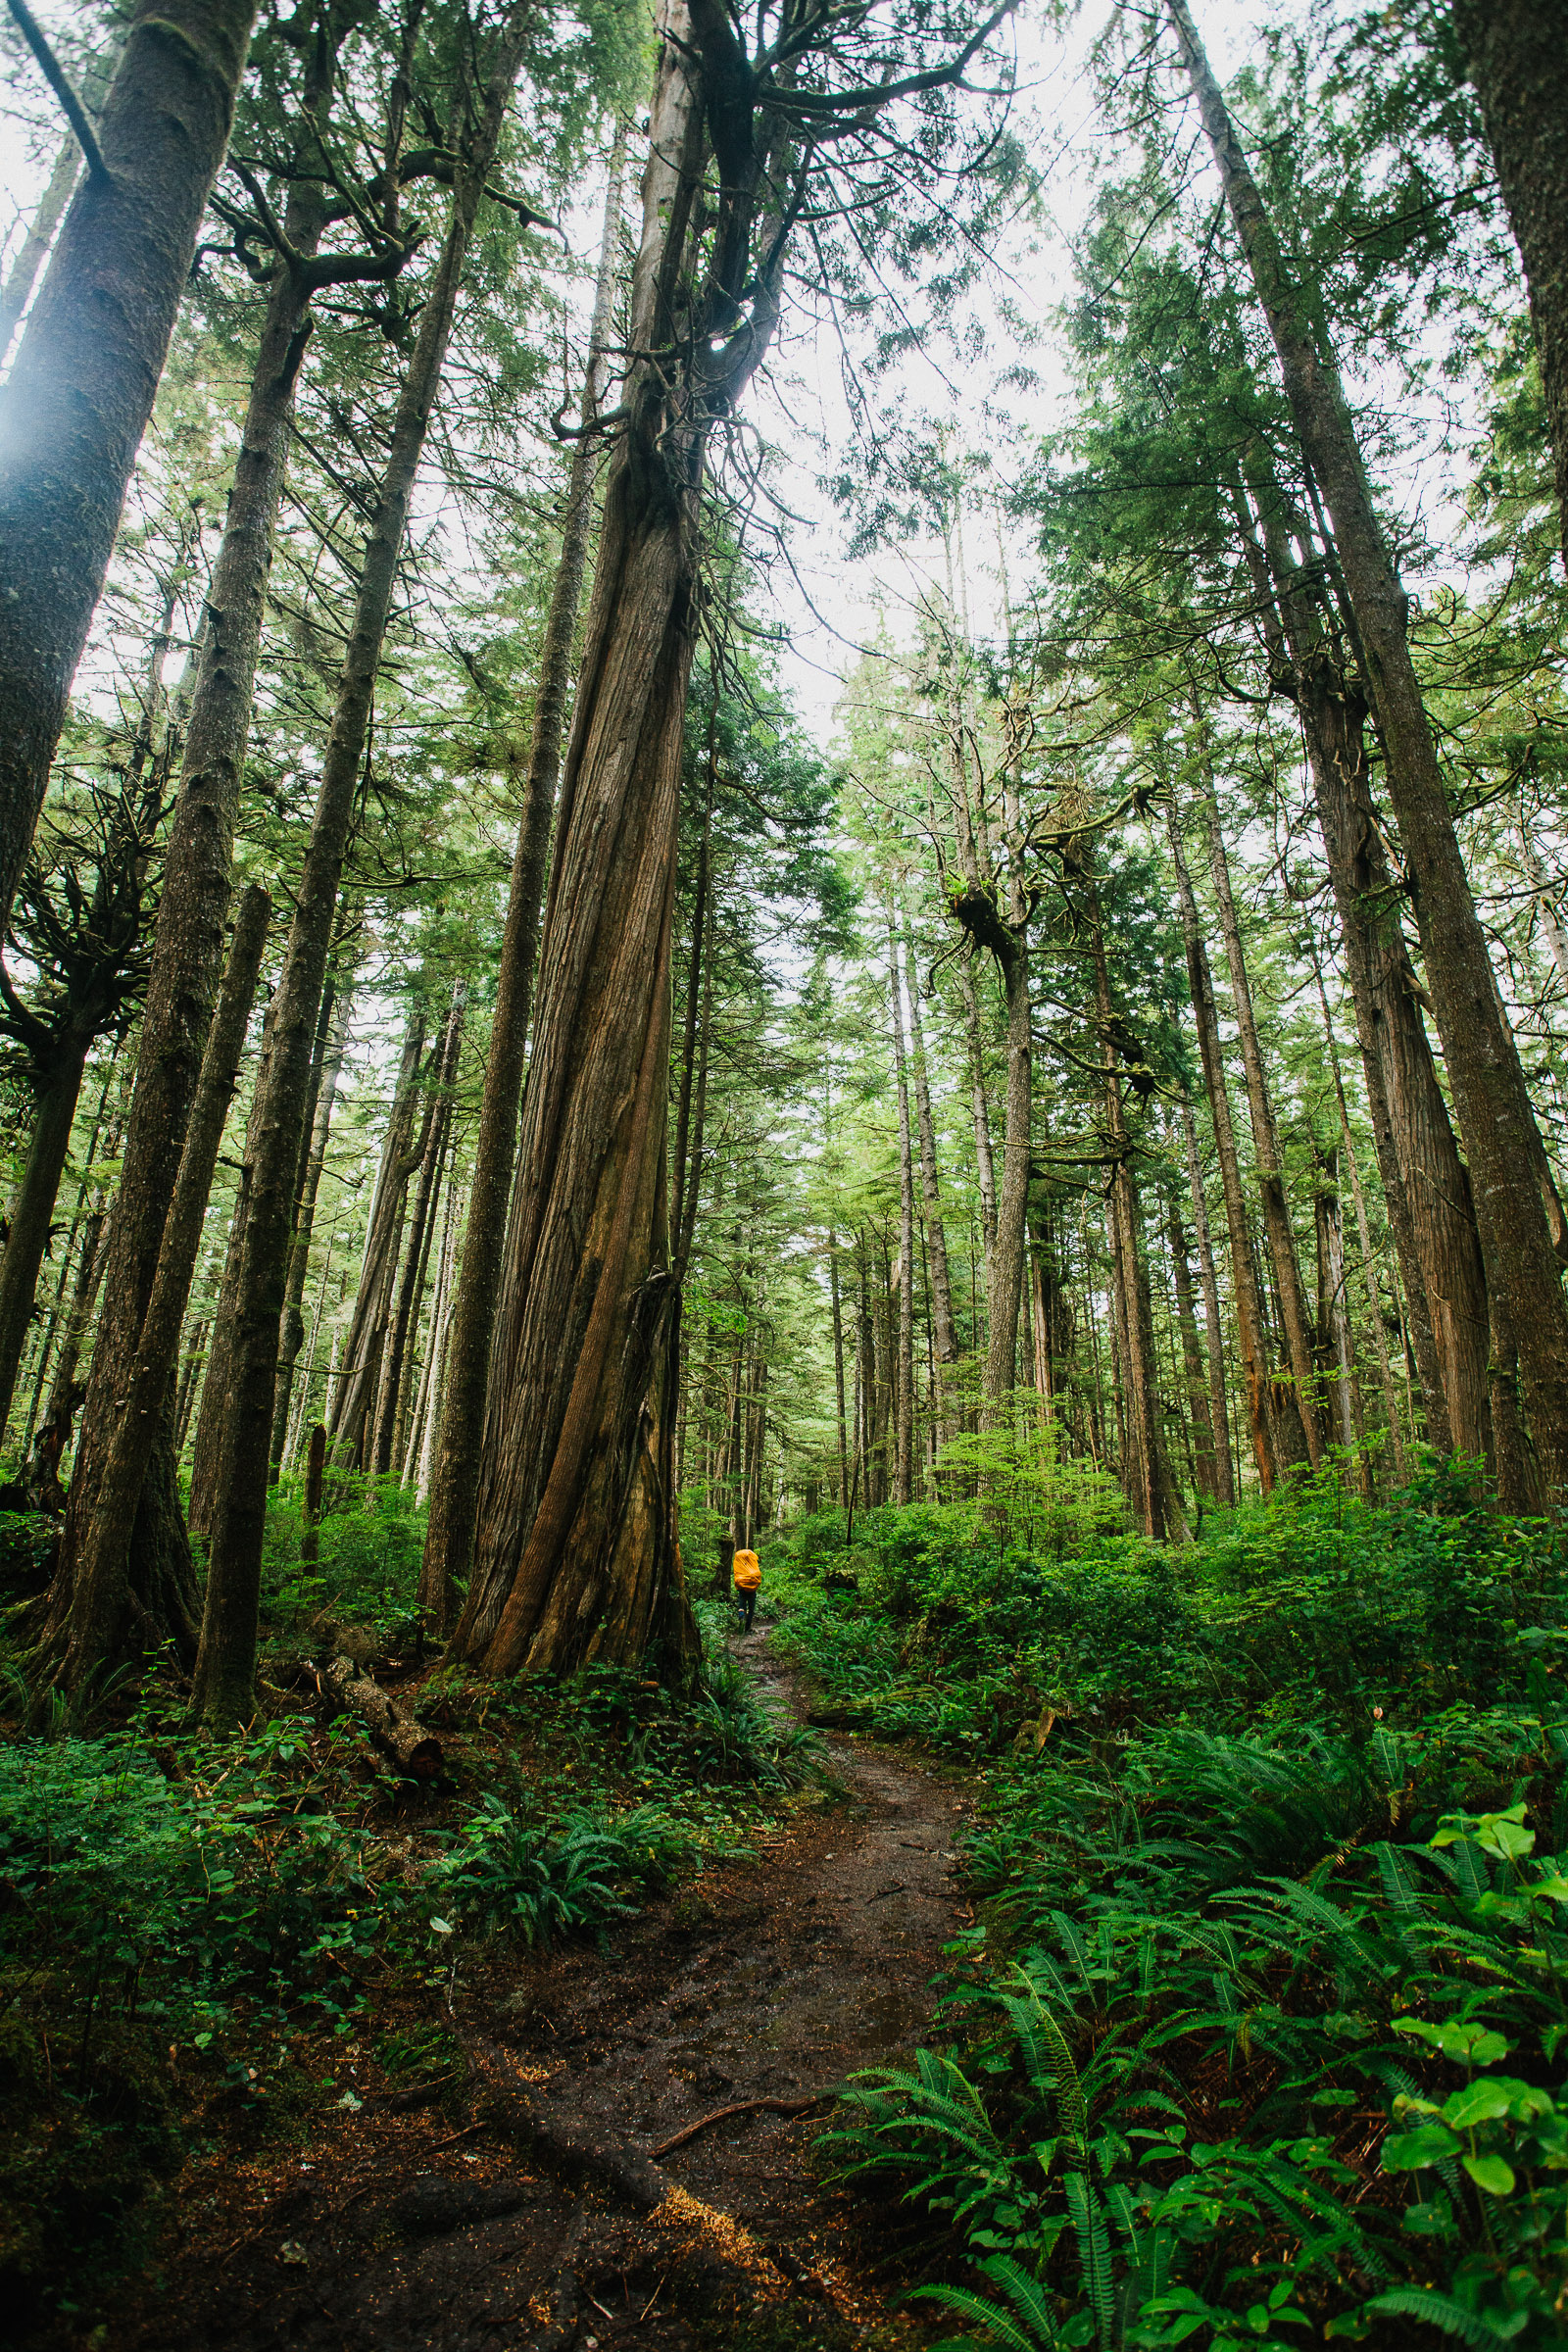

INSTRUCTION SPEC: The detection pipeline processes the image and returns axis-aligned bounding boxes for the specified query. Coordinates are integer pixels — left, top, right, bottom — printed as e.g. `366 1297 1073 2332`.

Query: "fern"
1364 2288 1522 2348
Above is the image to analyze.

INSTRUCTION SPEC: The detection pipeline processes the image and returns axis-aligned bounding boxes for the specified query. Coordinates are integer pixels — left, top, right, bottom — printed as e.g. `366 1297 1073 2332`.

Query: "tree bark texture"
1242 486 1490 1460
0 0 259 934
1456 0 1568 580
887 914 915 1504
904 923 958 1371
65 886 269 1688
193 1 539 1728
270 970 355 1477
418 125 626 1627
1193 763 1324 1469
1168 0 1568 1494
1178 1097 1236 1505
0 1041 88 1434
1168 808 1277 1490
54 31 350 1616
450 2 793 1679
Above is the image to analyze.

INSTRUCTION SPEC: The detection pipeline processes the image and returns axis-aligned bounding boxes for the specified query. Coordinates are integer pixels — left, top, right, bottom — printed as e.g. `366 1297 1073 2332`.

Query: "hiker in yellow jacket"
732 1544 761 1633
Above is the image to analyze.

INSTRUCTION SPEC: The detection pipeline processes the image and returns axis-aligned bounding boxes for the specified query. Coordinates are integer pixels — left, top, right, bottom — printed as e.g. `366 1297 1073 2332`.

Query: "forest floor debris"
16 1624 970 2352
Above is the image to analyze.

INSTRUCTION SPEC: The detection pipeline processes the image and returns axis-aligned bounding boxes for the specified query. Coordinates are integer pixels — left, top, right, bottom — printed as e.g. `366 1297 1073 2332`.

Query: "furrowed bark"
0 0 260 935
1455 0 1568 580
192 2 539 1729
1239 481 1487 1459
51 24 349 1649
1168 0 1568 1494
416 125 625 1630
63 886 269 1688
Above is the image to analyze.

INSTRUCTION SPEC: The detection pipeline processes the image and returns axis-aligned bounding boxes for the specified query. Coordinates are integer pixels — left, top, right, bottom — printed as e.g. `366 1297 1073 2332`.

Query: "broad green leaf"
1461 2152 1515 2197
1382 2124 1461 2171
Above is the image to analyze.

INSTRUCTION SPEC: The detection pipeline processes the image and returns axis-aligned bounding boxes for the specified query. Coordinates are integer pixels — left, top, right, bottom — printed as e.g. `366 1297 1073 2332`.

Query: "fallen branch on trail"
311 1653 445 1779
647 2093 828 2160
459 2024 669 2210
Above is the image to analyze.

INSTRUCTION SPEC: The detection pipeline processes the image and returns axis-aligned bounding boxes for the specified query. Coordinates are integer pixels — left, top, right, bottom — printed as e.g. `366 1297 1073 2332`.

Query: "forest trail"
119 1633 969 2352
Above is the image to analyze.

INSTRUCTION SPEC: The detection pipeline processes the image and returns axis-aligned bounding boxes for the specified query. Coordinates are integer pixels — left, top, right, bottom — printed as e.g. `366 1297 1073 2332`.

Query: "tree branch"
6 0 109 187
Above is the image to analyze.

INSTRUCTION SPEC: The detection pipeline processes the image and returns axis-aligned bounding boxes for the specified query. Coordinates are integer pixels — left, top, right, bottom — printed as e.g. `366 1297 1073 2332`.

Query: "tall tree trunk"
1167 807 1277 1490
0 0 259 933
0 1040 89 1432
1178 1098 1236 1505
270 969 355 1478
416 125 626 1628
50 24 351 1642
0 137 79 366
1168 1198 1219 1503
326 1010 427 1467
446 11 757 1680
1241 484 1487 1458
186 997 276 1533
373 990 462 1476
903 922 958 1371
192 4 540 1727
887 913 915 1504
1168 0 1568 1492
1191 755 1324 1469
1455 0 1568 581
828 1226 849 1502
19 1068 116 1457
956 946 999 1266
1308 938 1411 1486
63 888 269 1686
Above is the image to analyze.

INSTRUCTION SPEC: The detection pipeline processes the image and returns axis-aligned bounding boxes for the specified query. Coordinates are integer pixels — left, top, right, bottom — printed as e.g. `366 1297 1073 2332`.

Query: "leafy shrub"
428 1798 705 1946
796 1481 1568 2346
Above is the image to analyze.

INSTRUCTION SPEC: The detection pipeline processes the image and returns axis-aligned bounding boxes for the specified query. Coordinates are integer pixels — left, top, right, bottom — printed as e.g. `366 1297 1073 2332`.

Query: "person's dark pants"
738 1591 757 1633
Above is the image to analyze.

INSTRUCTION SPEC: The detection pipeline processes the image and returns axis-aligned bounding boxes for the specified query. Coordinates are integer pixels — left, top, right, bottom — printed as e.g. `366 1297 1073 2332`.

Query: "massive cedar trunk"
62 889 269 1686
190 2 538 1728
1455 0 1568 579
0 1043 89 1434
445 4 762 1680
1169 0 1568 1494
1168 808 1277 1490
887 914 916 1503
418 128 626 1626
51 22 359 1642
0 0 259 934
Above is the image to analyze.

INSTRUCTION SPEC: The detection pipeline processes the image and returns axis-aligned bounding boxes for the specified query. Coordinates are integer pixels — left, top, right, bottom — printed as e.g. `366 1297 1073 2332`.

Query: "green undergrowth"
771 1474 1568 2348
0 1512 819 2337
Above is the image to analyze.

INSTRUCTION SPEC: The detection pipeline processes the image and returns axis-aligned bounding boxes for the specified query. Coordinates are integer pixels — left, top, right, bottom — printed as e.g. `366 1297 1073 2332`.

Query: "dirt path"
122 1630 969 2352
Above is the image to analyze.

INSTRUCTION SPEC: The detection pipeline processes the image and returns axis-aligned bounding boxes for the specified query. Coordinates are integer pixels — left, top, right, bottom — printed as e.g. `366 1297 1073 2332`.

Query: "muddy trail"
115 1632 971 2352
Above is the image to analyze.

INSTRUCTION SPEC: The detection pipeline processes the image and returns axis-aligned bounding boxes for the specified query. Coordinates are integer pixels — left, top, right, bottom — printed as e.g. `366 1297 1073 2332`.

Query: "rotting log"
315 1653 443 1779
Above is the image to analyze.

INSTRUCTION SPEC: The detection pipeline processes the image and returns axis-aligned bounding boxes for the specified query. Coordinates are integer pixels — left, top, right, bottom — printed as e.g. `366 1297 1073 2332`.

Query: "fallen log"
318 1653 444 1779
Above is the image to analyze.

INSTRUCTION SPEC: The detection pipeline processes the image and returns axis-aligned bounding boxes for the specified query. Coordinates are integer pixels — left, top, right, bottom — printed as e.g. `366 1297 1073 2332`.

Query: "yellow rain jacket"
732 1547 761 1592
